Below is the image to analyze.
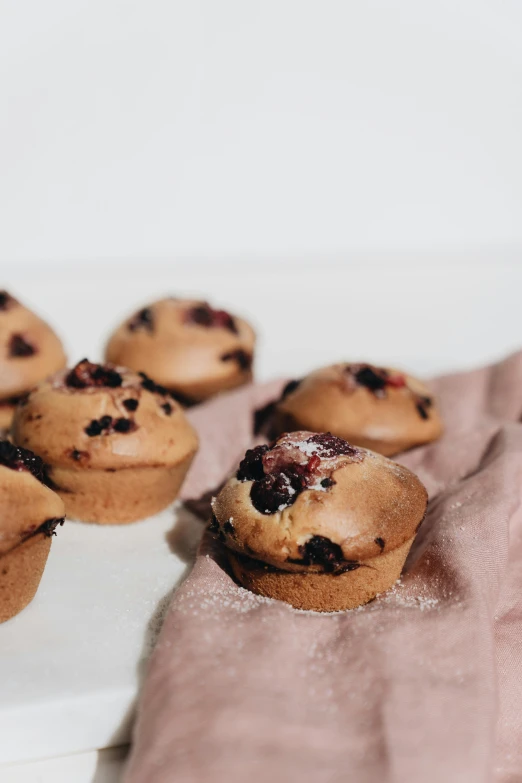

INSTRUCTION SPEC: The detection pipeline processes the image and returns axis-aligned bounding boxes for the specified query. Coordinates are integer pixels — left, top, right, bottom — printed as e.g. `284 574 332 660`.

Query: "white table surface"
0 504 202 765
0 256 521 781
1 747 128 783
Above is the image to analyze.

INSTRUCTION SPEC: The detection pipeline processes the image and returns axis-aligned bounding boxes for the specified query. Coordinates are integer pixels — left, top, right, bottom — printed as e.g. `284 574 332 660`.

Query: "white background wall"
1 1 522 380
1 0 522 267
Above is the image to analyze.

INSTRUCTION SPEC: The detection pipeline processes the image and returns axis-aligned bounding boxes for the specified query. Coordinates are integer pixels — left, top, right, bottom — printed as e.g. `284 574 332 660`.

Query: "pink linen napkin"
125 353 522 783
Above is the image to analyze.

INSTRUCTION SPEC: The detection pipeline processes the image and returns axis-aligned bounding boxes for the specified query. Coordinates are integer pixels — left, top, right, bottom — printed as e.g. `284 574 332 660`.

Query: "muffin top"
11 359 199 470
0 291 67 399
0 440 65 556
104 298 255 402
274 363 443 457
212 431 428 572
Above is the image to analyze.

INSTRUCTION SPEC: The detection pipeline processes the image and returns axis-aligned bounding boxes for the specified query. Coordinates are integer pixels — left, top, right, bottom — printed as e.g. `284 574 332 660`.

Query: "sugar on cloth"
124 353 522 783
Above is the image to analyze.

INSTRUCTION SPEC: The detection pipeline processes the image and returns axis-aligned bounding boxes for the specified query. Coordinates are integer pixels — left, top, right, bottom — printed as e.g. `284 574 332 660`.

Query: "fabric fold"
125 353 522 783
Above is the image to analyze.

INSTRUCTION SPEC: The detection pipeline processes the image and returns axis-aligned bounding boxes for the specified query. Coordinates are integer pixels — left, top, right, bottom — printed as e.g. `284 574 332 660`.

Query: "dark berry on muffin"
128 307 154 333
239 433 361 515
66 360 122 389
9 334 36 358
139 372 169 396
39 517 65 537
113 418 134 433
281 379 302 399
236 445 270 482
0 440 46 483
70 449 89 462
185 303 238 334
220 349 252 371
299 536 360 574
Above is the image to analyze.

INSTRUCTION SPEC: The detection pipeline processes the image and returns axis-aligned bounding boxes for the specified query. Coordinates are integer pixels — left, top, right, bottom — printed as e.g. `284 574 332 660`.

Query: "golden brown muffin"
104 298 255 404
0 440 65 623
271 363 443 457
212 431 427 612
0 290 67 429
11 359 199 524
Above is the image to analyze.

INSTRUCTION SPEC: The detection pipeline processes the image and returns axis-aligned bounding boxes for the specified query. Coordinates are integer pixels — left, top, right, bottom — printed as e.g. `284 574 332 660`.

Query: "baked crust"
0 443 65 622
274 363 443 456
12 362 198 469
11 360 199 523
0 291 66 421
0 461 64 556
213 431 427 611
213 432 427 567
105 298 255 403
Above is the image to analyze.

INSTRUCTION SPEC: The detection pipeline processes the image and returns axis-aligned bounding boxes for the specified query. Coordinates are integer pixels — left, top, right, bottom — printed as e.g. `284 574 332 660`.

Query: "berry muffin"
0 441 65 623
11 360 199 524
0 290 66 430
270 363 443 457
212 431 428 612
104 298 255 405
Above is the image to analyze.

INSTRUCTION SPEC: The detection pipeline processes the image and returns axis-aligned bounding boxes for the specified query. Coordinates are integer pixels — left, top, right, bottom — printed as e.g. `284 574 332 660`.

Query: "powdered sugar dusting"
175 558 445 618
292 439 322 457
177 568 278 617
307 479 328 492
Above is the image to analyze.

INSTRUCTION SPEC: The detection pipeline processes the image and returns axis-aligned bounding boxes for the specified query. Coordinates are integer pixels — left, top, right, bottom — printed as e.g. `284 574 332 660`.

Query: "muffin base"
49 455 195 524
228 536 414 612
0 533 52 623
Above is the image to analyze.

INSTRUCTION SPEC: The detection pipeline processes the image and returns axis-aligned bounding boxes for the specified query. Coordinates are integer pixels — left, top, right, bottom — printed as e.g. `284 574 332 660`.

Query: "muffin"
212 431 428 612
270 363 443 457
0 290 67 431
105 298 255 405
0 440 65 623
11 359 199 524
